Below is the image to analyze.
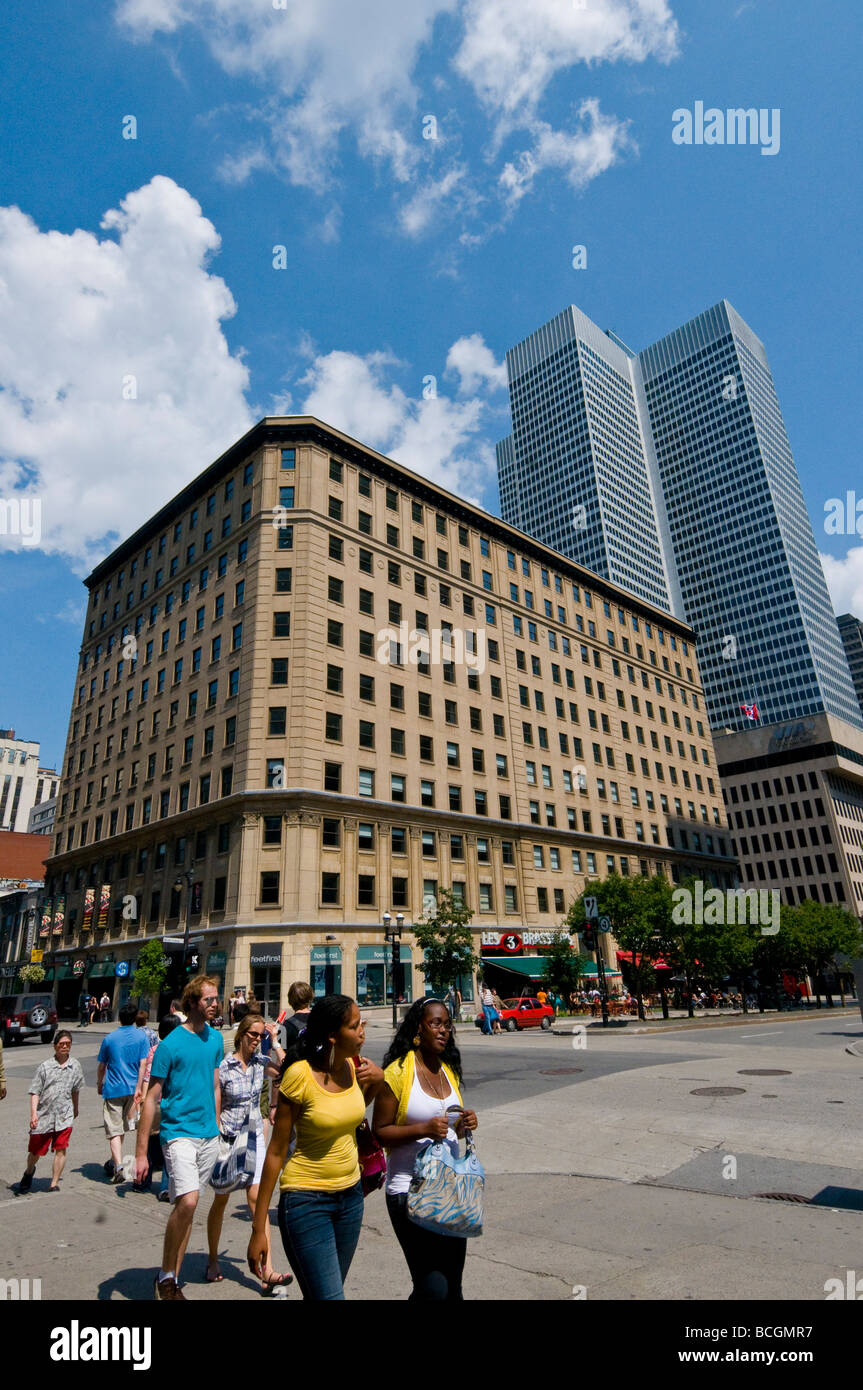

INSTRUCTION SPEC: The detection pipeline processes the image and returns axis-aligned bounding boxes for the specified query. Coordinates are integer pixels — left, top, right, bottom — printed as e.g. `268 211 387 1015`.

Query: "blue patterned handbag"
406 1127 485 1238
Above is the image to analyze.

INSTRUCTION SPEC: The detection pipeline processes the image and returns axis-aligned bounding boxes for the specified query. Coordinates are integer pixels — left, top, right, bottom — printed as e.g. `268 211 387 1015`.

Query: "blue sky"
1 0 861 770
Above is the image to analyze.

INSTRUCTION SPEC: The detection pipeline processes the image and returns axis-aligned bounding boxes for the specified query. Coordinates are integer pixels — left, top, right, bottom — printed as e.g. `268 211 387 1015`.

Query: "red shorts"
28 1126 73 1156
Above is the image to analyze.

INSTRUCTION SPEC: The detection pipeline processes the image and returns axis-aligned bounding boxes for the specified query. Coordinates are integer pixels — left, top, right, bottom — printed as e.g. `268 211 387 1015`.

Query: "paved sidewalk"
2 1016 861 1301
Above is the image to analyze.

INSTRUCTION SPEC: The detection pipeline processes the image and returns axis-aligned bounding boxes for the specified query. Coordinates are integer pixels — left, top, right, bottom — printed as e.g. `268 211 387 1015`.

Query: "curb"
552 1006 860 1037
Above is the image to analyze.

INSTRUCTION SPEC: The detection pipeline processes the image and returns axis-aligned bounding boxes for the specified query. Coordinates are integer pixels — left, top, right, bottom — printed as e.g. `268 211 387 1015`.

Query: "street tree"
413 889 480 997
784 900 863 1008
567 874 671 1021
132 939 168 1008
541 929 587 1006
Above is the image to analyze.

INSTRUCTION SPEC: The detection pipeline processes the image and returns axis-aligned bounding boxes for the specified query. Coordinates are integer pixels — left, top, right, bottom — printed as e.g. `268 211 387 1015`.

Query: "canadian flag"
740 702 759 721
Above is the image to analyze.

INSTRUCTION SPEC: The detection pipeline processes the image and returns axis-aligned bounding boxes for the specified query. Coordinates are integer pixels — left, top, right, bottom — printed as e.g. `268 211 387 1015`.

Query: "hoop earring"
413 1034 421 1047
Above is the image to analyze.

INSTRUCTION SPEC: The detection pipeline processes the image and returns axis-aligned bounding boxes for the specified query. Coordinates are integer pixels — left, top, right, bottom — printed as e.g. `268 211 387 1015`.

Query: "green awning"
483 956 548 978
88 961 115 977
485 959 622 980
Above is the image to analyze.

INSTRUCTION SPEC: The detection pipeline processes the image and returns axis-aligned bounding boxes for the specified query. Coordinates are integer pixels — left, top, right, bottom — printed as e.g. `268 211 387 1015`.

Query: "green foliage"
19 963 46 984
541 930 586 997
567 873 672 1018
413 889 480 997
132 939 168 1000
770 900 863 1001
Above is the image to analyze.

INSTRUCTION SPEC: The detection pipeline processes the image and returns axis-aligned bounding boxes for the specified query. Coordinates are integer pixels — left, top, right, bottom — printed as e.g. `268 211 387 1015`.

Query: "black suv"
0 993 58 1045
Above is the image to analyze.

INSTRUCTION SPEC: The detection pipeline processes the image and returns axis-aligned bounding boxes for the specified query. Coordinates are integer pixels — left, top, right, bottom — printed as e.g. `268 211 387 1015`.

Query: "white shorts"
163 1136 220 1202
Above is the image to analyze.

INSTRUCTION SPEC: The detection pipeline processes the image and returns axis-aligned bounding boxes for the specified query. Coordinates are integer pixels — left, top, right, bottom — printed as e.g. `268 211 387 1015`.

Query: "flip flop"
261 1272 293 1294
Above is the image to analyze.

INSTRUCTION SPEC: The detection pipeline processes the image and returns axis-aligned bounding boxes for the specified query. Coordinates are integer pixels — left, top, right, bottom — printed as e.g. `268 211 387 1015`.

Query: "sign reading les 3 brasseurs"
481 931 522 952
481 930 565 951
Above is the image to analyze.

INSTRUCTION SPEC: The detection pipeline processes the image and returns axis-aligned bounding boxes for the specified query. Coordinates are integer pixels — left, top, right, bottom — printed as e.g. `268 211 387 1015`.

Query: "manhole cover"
539 1068 584 1075
737 1069 791 1076
690 1086 746 1096
753 1193 810 1204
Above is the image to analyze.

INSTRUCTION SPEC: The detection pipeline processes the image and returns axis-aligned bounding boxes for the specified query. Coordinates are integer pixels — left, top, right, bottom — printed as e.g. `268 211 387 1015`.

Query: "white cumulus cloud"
298 344 501 501
499 101 634 206
455 0 679 121
0 177 253 571
116 0 455 190
820 548 863 618
114 0 680 226
445 333 507 394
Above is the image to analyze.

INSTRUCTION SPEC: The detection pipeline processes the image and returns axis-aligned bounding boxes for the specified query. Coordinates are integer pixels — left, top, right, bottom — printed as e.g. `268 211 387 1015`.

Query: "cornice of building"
83 416 698 640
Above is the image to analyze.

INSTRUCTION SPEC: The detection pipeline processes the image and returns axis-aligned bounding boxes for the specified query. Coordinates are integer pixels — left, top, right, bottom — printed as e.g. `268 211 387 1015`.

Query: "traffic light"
581 926 596 952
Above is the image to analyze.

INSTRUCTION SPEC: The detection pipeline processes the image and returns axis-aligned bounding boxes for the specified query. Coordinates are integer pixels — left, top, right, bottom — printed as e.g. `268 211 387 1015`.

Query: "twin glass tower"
497 300 860 733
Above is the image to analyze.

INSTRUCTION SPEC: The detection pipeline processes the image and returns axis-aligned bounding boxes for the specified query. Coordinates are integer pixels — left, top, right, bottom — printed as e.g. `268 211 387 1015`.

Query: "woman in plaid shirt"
205 1012 292 1293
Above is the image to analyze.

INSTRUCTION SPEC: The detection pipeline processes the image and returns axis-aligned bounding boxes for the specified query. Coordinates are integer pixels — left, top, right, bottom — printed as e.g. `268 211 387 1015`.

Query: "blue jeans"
481 1005 495 1035
277 1181 364 1300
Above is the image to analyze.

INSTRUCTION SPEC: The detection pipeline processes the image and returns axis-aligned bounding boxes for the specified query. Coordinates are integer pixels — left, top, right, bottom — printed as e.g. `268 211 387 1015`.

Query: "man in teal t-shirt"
135 976 223 1300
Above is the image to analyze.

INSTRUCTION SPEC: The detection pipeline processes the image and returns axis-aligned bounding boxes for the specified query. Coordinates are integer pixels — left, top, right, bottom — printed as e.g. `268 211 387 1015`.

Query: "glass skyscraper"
498 300 862 732
496 306 677 614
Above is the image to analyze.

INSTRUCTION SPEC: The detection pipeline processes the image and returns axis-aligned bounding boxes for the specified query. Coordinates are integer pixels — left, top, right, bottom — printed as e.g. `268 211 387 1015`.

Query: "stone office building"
43 417 736 1012
715 712 863 915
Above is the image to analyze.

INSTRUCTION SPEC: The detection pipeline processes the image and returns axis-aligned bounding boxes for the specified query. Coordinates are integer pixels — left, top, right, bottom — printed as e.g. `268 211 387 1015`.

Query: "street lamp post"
173 865 196 983
383 912 403 1029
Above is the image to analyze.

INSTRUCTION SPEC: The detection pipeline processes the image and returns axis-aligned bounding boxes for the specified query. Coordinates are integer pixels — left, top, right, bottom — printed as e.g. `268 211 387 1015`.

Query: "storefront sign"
73 960 85 976
250 943 282 967
207 951 227 971
310 945 341 962
481 930 562 951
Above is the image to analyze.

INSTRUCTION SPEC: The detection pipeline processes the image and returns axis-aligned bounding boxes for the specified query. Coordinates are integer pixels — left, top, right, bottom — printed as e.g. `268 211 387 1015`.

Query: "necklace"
417 1052 447 1110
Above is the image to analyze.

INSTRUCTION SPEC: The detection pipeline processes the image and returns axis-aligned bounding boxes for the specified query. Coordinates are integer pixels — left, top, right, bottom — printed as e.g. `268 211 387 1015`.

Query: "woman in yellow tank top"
248 994 384 1300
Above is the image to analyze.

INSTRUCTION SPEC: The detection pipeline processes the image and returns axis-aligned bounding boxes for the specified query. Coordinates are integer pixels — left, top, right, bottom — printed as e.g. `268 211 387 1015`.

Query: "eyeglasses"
246 1031 265 1040
425 1020 452 1033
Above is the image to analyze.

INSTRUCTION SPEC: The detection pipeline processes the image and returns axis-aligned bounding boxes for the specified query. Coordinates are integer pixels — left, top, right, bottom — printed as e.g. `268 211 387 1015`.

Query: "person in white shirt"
373 998 478 1301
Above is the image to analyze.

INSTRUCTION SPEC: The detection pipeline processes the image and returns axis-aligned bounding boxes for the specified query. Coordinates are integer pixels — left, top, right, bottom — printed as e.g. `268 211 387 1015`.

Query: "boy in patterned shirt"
19 1031 85 1193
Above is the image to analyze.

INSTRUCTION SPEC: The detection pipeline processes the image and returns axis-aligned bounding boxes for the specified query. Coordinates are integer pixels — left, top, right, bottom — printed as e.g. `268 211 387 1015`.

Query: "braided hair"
382 997 463 1084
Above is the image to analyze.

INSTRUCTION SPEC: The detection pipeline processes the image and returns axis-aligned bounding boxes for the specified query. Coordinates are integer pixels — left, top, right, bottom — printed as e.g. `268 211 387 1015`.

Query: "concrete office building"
0 731 58 833
498 302 862 735
41 418 735 1013
715 713 863 915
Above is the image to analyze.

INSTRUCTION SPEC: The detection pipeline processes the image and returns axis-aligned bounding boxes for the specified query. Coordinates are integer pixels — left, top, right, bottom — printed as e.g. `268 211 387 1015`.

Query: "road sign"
598 915 612 933
30 948 43 963
186 936 204 946
162 936 184 945
115 961 130 978
583 895 599 920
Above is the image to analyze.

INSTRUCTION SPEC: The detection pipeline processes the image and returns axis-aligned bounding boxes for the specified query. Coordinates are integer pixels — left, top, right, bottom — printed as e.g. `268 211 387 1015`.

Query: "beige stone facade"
43 418 736 1011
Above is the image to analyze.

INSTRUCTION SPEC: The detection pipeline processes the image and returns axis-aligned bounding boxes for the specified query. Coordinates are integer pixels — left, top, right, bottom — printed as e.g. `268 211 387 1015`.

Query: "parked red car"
475 996 554 1031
